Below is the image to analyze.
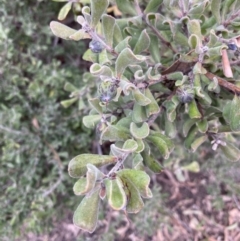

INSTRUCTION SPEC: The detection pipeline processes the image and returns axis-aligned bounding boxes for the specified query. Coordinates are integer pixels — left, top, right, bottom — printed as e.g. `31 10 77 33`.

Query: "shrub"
0 0 90 238
50 0 240 233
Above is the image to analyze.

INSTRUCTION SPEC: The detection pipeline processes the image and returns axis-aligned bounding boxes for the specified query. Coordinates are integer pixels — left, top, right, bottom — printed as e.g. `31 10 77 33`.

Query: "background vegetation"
1 0 240 240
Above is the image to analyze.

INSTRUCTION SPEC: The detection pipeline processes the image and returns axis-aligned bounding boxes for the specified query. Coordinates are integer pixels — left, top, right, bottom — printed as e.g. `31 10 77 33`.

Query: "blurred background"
1 1 240 240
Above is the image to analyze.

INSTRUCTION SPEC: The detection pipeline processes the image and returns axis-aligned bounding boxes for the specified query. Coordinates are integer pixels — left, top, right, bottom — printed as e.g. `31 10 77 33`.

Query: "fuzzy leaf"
91 0 109 27
211 0 221 24
132 153 145 170
58 2 72 21
229 95 240 131
69 29 90 41
145 88 160 117
115 0 136 15
188 100 201 119
132 103 148 123
142 150 163 173
191 135 208 152
116 48 145 78
132 89 151 106
105 177 127 210
196 119 208 133
220 143 240 162
147 135 170 159
150 131 174 152
133 30 150 54
102 14 115 46
145 0 163 13
184 126 198 150
88 98 103 114
50 21 76 40
101 125 130 142
64 82 78 92
68 154 117 178
61 98 77 108
83 115 101 129
73 164 104 196
73 187 100 233
117 169 152 199
130 122 150 139
182 161 200 173
102 14 115 47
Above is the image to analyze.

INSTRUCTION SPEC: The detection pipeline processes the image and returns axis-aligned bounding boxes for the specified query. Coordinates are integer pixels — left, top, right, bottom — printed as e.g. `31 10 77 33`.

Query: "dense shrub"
50 0 240 233
0 0 90 238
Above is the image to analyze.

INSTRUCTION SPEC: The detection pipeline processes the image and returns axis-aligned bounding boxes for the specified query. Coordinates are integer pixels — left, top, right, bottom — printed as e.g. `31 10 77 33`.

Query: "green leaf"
145 88 160 117
183 118 196 137
196 119 208 133
147 135 170 159
130 122 150 139
116 0 137 15
122 139 138 152
133 30 150 54
135 139 145 153
190 135 208 152
117 169 152 199
220 143 240 162
149 34 160 63
150 131 174 152
132 153 145 170
102 14 115 47
58 2 72 21
61 98 77 108
229 95 240 131
184 126 198 150
64 82 78 92
132 103 148 123
83 115 101 129
145 0 163 13
90 0 109 28
101 125 130 142
222 101 231 124
187 19 202 40
164 113 177 138
188 100 201 119
132 89 151 106
73 187 101 233
69 29 90 41
88 98 103 114
105 177 127 210
182 161 200 173
115 48 145 78
142 150 163 173
211 0 221 24
73 164 103 195
50 21 76 40
68 154 117 178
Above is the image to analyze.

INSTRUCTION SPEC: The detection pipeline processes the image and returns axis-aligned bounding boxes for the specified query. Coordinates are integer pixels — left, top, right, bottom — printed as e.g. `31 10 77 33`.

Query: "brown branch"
205 72 240 95
223 9 240 27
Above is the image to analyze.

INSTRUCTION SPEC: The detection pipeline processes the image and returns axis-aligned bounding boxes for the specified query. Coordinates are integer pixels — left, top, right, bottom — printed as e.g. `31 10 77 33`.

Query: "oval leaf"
68 154 117 178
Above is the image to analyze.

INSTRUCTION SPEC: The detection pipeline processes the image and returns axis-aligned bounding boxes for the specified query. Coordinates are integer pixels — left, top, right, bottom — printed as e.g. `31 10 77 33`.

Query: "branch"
0 125 24 135
223 9 240 27
205 72 240 95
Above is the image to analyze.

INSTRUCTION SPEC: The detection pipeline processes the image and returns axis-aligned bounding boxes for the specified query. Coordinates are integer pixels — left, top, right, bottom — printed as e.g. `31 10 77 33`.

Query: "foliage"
0 0 90 238
50 0 240 233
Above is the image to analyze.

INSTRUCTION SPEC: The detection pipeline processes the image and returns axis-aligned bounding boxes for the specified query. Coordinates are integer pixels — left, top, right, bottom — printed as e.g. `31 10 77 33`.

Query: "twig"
205 72 240 95
232 194 240 210
223 9 240 27
0 125 24 135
